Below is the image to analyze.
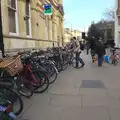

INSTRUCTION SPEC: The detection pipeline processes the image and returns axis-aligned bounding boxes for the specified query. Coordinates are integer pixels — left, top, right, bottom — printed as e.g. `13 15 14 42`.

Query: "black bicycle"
72 52 85 69
0 82 23 116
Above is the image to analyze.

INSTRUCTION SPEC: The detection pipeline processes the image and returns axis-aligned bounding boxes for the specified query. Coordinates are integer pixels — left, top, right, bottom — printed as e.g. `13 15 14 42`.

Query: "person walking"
95 38 105 67
90 37 96 63
86 41 90 55
68 37 85 68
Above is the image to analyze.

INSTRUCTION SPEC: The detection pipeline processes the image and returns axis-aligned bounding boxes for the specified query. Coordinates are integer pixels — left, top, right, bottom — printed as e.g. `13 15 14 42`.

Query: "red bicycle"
21 61 49 93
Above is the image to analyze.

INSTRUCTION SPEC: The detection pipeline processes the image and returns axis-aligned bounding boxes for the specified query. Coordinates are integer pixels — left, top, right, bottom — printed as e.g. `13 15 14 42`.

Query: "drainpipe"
0 1 4 57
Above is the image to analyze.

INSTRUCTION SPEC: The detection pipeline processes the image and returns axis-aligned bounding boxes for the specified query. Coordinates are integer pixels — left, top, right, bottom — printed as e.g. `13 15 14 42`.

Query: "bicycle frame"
22 64 41 85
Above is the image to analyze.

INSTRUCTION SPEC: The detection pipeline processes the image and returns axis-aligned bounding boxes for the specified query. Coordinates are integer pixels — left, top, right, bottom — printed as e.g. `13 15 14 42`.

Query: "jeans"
98 54 103 66
75 52 84 68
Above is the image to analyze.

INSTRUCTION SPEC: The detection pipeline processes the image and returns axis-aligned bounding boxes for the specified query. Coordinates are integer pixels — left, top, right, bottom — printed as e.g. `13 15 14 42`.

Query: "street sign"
44 4 52 15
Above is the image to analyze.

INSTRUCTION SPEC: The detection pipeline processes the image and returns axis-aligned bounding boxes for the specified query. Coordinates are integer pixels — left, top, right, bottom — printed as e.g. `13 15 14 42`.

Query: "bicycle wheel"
43 62 58 84
112 59 118 65
72 57 84 69
56 62 62 72
16 76 33 98
48 65 58 84
62 56 69 70
0 85 23 116
26 70 49 93
62 61 68 70
1 71 33 99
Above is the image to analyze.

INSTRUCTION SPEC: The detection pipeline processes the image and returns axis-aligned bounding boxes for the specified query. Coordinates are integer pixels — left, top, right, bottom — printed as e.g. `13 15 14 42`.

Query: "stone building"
64 28 82 45
115 0 120 47
0 0 64 53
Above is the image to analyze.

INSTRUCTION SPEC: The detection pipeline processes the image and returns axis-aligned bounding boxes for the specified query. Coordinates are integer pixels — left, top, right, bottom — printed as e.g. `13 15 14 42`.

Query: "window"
107 29 112 40
8 0 18 34
118 0 120 9
25 0 31 36
118 16 120 25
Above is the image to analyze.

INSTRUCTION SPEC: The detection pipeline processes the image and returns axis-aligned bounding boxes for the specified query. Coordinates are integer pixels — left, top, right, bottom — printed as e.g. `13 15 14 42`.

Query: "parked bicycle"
109 48 120 65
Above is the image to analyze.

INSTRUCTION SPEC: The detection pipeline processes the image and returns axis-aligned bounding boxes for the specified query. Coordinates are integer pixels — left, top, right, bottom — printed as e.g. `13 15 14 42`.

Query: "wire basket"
0 55 23 76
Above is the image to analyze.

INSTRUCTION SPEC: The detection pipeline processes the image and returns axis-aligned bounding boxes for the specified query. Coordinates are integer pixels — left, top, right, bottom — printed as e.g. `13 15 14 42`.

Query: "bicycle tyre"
42 62 58 84
48 65 58 84
56 62 62 72
0 86 23 116
1 72 33 99
72 57 84 69
62 55 69 70
62 62 68 70
26 70 49 93
17 76 33 98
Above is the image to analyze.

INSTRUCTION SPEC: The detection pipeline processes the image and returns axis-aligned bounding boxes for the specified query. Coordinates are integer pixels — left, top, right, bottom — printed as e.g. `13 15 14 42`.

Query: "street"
19 53 120 120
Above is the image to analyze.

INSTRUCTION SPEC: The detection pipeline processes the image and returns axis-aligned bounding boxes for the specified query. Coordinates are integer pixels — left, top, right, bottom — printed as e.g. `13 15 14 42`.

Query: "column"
18 0 26 36
48 18 52 40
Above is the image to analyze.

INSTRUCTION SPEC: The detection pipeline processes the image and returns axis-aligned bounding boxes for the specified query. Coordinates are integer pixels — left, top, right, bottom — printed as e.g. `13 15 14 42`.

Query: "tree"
88 19 114 43
88 23 103 41
104 8 115 21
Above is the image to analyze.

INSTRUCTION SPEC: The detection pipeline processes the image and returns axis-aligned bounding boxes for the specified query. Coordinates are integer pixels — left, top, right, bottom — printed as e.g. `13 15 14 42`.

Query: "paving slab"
21 106 63 120
81 80 105 88
108 108 120 120
106 89 120 97
48 84 80 95
82 96 120 108
50 94 82 107
79 88 107 97
62 107 110 120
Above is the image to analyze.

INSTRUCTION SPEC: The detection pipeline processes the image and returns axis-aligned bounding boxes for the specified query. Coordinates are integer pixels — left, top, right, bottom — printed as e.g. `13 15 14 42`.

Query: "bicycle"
20 53 50 93
0 82 23 116
109 48 120 65
30 52 58 84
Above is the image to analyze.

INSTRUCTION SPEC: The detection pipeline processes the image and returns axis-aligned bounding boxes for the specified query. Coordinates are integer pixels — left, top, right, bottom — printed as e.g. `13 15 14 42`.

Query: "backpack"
96 42 105 55
80 43 84 50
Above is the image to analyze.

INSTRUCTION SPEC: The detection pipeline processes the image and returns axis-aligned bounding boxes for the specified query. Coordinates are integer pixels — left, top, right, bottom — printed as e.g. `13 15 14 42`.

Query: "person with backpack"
80 41 85 51
68 37 85 68
95 38 106 67
90 37 96 63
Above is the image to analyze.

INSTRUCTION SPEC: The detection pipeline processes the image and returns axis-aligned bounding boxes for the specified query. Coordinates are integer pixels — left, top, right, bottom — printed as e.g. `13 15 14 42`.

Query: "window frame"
8 0 19 36
25 0 32 38
118 0 120 9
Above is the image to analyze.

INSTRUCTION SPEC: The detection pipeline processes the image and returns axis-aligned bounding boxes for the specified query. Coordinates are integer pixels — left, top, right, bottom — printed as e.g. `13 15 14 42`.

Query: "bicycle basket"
0 55 23 76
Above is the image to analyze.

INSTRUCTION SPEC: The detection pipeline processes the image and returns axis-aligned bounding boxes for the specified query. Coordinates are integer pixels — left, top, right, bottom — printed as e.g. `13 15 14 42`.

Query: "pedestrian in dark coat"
95 38 105 67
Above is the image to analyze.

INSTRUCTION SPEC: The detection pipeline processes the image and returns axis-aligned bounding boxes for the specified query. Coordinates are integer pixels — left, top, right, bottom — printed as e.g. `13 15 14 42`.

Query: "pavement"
19 52 120 120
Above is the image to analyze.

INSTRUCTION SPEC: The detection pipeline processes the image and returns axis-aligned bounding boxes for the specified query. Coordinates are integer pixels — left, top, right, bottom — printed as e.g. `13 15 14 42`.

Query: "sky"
63 0 115 31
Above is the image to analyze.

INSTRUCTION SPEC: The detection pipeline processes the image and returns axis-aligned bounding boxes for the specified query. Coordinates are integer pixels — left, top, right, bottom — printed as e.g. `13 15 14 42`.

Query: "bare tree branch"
103 8 115 21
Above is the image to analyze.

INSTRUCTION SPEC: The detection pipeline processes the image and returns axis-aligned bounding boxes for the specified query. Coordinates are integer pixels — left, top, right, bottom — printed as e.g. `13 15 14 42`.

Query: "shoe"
81 64 85 67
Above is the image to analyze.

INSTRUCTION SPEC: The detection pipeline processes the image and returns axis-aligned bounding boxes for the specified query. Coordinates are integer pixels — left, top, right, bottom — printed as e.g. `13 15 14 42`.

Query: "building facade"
115 0 120 47
64 28 82 45
0 0 64 52
95 21 114 43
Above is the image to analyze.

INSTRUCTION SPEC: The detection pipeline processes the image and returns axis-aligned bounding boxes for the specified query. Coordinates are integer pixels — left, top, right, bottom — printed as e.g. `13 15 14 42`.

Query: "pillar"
48 18 52 40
